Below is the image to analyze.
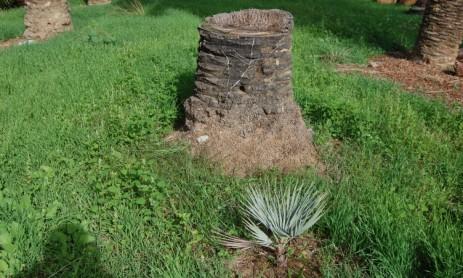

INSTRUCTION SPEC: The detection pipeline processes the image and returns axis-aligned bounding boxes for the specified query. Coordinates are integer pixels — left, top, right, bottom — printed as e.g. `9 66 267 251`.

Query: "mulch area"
337 52 463 106
228 235 323 277
227 234 347 277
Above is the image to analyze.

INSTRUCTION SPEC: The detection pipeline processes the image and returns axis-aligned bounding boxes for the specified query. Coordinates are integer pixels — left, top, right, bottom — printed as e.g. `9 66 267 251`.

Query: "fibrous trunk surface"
24 0 72 40
181 9 319 176
414 0 463 71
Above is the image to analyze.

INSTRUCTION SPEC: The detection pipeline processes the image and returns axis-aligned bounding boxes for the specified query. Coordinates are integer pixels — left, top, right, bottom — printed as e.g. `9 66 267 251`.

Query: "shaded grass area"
0 7 24 41
1 0 462 277
132 0 419 52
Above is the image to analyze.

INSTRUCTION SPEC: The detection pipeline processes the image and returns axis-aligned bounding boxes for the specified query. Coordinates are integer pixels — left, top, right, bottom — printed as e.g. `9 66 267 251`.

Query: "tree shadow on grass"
172 71 195 129
411 242 436 278
15 223 112 278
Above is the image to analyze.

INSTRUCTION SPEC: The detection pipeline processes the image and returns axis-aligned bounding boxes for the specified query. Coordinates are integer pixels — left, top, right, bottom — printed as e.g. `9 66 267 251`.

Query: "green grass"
1 0 462 277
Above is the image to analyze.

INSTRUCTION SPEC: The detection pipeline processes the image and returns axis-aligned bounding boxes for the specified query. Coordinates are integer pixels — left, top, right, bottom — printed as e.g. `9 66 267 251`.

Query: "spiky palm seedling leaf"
217 182 327 250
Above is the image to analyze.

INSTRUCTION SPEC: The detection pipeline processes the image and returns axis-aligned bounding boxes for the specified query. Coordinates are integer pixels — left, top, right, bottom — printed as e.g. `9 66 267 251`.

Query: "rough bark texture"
181 9 319 176
414 0 463 71
23 0 72 40
87 0 111 5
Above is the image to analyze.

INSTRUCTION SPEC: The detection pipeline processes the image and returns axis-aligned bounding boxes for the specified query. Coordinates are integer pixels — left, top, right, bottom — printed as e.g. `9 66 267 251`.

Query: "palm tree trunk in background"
414 0 463 71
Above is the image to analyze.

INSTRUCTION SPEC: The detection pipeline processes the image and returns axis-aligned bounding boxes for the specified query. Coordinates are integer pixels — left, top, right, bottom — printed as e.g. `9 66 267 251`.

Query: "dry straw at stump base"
179 9 320 176
23 0 72 40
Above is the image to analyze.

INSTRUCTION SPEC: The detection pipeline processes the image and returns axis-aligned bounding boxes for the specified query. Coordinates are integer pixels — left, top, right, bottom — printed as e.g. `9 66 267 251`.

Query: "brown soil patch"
337 53 463 106
228 235 324 278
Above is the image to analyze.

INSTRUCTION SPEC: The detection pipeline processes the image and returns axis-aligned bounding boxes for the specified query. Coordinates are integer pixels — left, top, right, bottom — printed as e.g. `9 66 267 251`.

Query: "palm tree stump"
24 0 72 40
182 9 318 176
88 0 111 5
414 0 463 71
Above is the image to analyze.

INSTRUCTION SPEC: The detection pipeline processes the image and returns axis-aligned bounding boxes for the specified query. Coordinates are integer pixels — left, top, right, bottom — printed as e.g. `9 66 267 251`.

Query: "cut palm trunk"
414 0 463 71
24 0 72 40
182 9 318 176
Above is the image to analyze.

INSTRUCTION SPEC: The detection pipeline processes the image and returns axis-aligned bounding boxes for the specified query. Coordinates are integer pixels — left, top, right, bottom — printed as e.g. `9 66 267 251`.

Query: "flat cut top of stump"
201 9 294 36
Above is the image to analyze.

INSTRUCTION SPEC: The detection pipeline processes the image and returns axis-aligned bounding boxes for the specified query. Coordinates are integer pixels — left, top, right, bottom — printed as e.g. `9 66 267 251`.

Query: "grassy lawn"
1 0 462 276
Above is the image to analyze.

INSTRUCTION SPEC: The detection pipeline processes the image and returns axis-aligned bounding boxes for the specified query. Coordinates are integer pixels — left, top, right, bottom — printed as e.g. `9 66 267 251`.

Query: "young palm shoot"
216 183 327 278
